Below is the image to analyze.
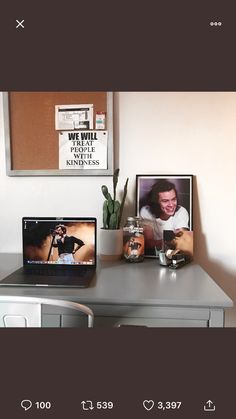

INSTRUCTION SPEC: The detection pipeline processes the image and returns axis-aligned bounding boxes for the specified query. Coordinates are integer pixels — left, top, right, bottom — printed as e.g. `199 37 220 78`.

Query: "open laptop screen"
23 217 96 267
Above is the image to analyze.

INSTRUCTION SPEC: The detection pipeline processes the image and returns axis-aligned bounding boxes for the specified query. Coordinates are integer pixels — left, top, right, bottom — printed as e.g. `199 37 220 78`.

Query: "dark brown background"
0 328 235 419
1 2 236 418
0 0 236 90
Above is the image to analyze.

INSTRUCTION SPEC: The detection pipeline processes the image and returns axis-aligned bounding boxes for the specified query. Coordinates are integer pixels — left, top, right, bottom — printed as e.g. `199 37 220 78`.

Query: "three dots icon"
210 21 222 26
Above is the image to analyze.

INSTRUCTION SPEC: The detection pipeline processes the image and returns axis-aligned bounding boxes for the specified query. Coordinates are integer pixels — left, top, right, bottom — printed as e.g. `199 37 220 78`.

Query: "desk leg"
209 309 224 327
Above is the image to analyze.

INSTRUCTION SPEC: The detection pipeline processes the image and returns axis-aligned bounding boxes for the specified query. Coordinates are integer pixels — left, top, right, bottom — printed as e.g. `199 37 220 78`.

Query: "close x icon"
16 19 24 29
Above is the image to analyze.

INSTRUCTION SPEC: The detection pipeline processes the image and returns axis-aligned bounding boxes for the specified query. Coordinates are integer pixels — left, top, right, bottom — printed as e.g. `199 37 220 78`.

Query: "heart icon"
143 400 154 411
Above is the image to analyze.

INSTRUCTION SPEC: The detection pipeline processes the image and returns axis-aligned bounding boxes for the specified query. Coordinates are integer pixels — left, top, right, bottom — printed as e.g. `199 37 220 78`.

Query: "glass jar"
123 216 145 262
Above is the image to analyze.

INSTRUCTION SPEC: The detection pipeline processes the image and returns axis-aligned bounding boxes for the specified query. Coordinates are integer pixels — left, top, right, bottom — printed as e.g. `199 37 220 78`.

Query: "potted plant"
100 168 129 260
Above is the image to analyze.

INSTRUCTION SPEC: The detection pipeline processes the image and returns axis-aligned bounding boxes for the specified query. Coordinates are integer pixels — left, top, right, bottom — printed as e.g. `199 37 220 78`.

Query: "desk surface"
0 253 233 309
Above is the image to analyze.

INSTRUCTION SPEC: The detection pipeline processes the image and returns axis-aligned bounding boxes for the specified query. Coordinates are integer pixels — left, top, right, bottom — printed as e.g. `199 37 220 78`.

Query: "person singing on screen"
52 224 85 264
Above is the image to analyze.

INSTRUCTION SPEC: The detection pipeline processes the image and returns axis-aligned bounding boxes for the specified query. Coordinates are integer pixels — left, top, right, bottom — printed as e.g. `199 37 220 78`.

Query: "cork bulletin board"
4 92 113 176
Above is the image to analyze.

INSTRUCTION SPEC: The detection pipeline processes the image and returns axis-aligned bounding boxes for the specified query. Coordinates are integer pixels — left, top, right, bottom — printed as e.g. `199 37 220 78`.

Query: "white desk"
0 254 233 327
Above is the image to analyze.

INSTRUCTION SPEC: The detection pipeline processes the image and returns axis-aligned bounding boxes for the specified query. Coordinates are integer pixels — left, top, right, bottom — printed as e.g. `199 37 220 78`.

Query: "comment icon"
21 400 32 411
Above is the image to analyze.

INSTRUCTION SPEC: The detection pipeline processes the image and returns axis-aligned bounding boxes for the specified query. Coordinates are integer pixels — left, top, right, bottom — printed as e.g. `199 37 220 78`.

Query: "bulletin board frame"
3 92 114 176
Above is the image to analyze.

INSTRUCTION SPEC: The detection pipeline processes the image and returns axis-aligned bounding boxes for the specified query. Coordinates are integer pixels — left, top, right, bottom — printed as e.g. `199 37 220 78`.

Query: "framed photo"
136 175 193 257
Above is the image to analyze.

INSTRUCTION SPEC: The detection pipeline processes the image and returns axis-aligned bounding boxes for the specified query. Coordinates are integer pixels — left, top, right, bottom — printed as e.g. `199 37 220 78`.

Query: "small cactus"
101 169 129 229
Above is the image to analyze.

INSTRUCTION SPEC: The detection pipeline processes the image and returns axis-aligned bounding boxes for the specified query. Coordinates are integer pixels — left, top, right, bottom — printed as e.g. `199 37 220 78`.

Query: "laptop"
0 217 97 287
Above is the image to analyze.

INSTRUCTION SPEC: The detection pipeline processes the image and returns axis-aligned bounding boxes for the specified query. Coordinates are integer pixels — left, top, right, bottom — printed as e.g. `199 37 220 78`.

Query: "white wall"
1 92 236 325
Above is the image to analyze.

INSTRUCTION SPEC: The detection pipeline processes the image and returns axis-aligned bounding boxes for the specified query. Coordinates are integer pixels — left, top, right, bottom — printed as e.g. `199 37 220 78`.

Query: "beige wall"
0 92 236 325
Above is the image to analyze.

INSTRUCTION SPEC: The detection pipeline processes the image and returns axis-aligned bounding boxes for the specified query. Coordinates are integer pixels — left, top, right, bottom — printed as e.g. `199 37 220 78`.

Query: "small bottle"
123 216 145 262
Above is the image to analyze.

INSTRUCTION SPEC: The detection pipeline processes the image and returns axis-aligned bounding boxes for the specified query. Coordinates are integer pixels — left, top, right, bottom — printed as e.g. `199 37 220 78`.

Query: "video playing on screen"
23 219 96 265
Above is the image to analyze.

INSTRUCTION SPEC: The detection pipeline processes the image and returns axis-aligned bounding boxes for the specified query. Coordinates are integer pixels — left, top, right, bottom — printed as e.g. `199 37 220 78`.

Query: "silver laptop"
0 217 96 287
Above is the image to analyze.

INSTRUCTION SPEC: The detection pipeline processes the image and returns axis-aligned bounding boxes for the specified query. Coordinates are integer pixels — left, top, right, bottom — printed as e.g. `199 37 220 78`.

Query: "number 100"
35 401 51 409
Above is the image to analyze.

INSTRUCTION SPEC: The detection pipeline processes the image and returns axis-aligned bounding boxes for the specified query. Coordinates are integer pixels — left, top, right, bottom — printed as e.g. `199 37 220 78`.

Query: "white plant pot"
100 228 123 261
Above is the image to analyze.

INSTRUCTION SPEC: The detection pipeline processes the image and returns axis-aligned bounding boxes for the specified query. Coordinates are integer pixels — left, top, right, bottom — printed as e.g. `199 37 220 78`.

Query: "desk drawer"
42 314 208 327
94 316 208 327
42 305 211 327
90 304 210 321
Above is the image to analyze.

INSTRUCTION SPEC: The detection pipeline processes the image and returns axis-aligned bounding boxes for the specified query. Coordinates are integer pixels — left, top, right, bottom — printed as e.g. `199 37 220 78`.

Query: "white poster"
59 131 108 169
55 104 93 130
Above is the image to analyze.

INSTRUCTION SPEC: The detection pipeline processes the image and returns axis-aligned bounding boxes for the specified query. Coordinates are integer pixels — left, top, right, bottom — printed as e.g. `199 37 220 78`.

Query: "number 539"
96 401 113 409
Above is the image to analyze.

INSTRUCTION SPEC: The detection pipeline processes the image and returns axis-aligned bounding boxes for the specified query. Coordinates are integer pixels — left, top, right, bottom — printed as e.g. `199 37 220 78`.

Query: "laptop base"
0 267 94 288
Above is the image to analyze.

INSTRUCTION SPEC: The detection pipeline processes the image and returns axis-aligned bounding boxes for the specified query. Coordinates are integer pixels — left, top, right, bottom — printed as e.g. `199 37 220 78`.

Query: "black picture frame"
136 174 193 258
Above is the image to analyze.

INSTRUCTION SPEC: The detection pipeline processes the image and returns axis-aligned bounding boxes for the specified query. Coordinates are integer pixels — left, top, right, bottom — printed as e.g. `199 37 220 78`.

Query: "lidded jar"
123 216 145 262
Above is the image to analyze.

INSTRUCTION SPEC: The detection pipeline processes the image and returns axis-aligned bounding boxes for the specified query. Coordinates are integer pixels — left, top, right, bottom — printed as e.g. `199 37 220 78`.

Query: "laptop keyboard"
26 269 87 277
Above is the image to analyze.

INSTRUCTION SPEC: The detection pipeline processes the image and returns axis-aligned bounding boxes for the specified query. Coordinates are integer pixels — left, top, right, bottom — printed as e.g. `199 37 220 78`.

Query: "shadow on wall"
122 181 136 223
114 93 120 170
193 177 236 327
